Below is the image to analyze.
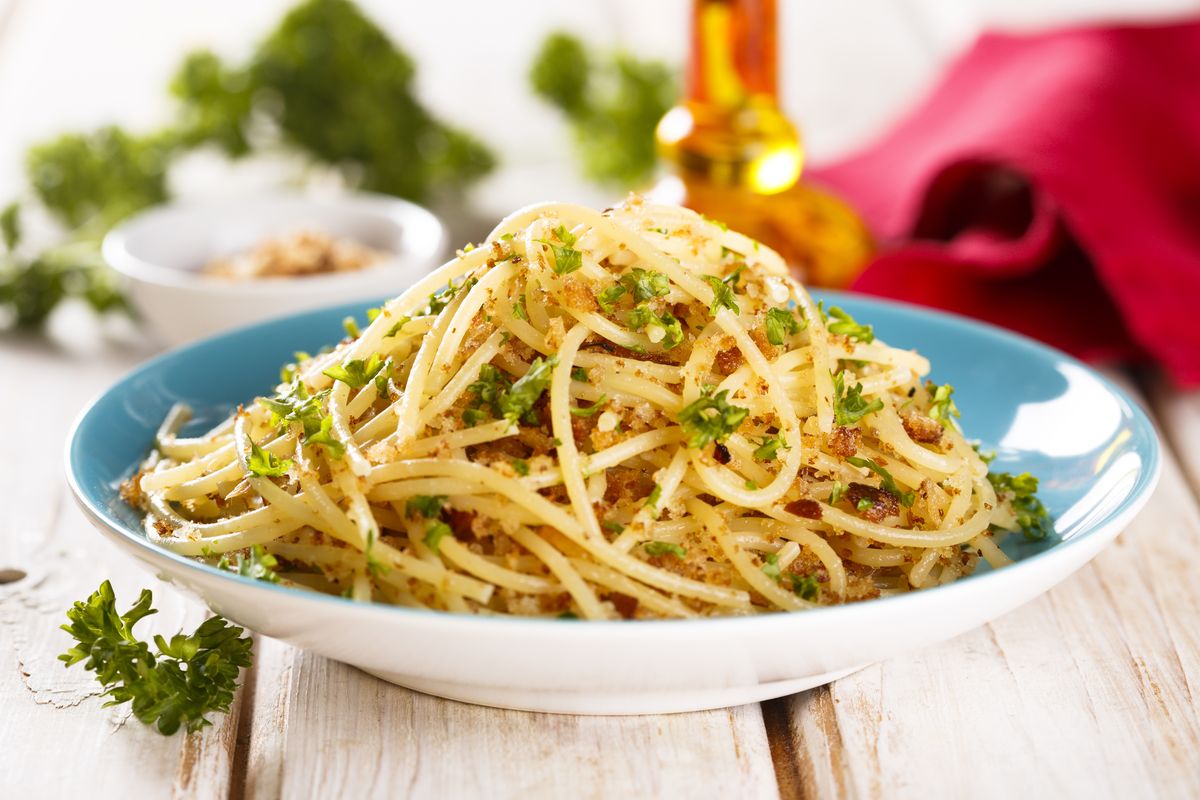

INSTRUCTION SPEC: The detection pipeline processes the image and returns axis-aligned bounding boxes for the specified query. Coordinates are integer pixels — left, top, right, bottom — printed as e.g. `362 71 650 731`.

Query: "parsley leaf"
365 528 389 578
927 381 961 429
987 471 1052 541
846 456 915 507
832 371 883 427
384 316 410 337
541 241 582 275
830 481 847 504
570 395 607 417
323 353 386 389
426 276 477 315
704 275 740 315
500 356 558 424
597 284 627 312
753 434 787 462
791 574 820 601
342 316 361 338
512 458 530 476
512 293 529 321
59 581 252 736
761 552 782 580
677 387 749 449
765 307 804 345
305 414 345 459
405 495 447 519
245 439 292 478
424 521 453 554
628 303 683 349
645 484 663 511
824 305 874 343
620 268 670 301
571 366 589 382
219 544 281 583
643 541 686 558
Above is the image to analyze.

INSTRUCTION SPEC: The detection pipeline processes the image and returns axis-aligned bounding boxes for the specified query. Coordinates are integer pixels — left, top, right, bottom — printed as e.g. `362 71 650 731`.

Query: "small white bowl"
103 192 448 346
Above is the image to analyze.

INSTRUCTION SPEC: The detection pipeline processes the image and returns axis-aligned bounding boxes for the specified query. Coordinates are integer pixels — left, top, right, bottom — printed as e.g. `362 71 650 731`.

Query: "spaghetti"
126 197 1032 620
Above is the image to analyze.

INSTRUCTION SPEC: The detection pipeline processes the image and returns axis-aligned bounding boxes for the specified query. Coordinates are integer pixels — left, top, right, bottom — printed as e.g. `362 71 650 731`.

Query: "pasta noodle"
125 197 1028 620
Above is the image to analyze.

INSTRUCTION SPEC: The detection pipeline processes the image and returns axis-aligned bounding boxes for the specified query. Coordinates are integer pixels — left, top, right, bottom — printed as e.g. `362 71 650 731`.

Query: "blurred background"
2 0 1199 377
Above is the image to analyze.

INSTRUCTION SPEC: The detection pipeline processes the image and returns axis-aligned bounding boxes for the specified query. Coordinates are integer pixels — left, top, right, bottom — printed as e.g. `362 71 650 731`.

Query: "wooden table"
2 321 1199 799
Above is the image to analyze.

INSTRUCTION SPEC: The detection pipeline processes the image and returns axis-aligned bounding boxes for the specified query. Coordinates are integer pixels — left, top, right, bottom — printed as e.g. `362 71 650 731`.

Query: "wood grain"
235 637 779 799
0 334 246 799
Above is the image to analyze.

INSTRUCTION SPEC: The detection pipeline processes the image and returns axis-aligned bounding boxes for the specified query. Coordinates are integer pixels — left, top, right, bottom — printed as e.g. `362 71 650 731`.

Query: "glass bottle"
653 0 872 287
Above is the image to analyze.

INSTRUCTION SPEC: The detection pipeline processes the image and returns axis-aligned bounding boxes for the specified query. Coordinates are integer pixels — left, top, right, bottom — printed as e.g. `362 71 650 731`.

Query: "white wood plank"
776 373 1200 798
0 330 245 799
238 637 780 800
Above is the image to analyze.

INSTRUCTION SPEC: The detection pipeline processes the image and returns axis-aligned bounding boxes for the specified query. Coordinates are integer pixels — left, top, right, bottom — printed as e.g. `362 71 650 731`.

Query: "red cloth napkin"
809 19 1200 386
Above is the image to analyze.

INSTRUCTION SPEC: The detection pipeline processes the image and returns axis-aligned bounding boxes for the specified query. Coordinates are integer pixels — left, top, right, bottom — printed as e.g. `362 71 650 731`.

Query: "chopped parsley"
704 275 740 315
597 284 627 312
677 387 749 449
405 495 447 519
645 484 663 511
643 541 686 558
365 529 389 578
927 382 961 429
620 268 670 301
512 458 530 476
569 395 607 417
342 316 361 338
59 581 253 736
218 544 281 584
856 497 873 512
822 305 874 343
423 521 453 554
753 434 787 462
245 439 292 478
832 370 883 427
512 293 529 321
259 381 343 458
384 316 410 337
464 356 558 427
761 552 782 581
374 359 393 398
323 353 386 389
539 224 583 275
702 214 728 231
426 276 477 315
571 366 589 382
846 456 914 507
987 471 1052 541
791 574 819 601
830 481 847 504
601 519 625 534
765 307 804 345
628 303 684 349
279 350 311 383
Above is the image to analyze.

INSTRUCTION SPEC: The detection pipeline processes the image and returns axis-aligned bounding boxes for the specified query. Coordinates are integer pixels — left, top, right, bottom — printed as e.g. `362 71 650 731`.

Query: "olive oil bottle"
653 0 872 287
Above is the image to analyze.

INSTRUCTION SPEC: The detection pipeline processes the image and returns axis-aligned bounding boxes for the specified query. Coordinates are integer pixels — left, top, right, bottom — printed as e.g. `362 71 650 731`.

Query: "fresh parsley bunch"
60 581 252 735
530 32 676 187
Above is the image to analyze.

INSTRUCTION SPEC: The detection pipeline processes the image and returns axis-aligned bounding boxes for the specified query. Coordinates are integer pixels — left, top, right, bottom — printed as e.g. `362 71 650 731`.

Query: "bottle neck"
657 0 801 195
686 0 778 108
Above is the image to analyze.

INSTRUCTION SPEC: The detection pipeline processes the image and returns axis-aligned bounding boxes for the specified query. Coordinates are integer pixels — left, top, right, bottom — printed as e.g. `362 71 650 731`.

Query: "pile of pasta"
127 197 1021 620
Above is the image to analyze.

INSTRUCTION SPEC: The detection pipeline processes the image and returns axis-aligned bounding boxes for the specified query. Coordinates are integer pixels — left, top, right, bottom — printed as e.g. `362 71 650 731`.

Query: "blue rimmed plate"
65 292 1161 714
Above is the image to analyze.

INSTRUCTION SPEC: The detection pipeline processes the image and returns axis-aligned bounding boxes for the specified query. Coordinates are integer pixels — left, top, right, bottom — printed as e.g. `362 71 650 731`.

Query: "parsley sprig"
677 387 749 449
258 381 345 459
245 439 291 478
218 545 281 583
704 275 740 316
832 371 883 427
60 581 252 736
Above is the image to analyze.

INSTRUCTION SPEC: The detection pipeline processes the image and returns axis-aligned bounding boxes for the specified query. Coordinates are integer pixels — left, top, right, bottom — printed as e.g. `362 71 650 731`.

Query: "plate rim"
64 290 1163 631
